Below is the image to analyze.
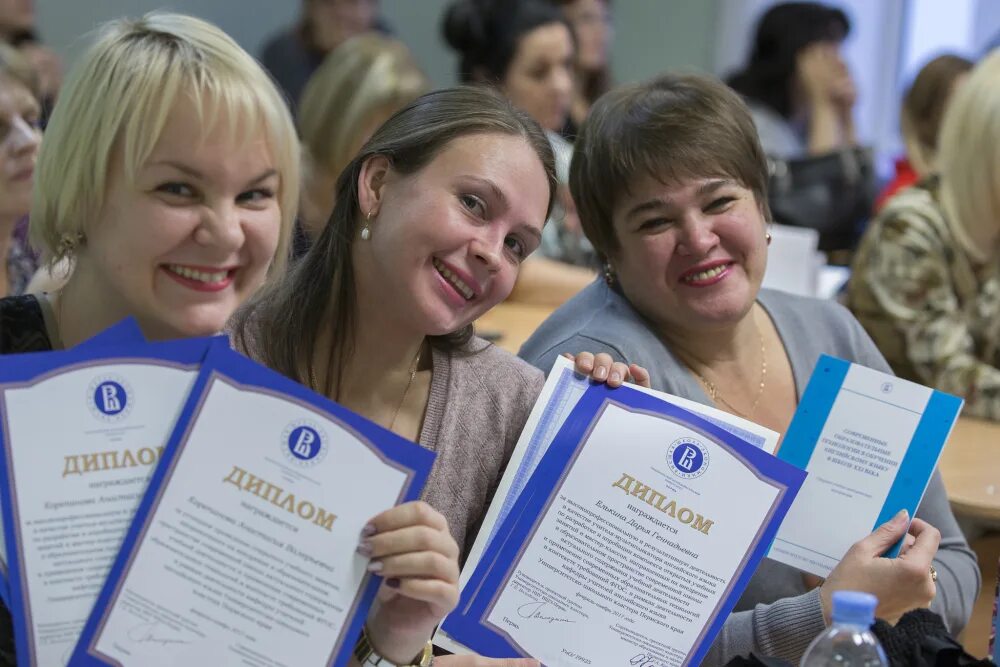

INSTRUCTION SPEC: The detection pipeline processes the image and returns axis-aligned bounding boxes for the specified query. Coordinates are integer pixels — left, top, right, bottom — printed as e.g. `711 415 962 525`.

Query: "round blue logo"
87 377 133 422
287 426 322 460
667 438 710 479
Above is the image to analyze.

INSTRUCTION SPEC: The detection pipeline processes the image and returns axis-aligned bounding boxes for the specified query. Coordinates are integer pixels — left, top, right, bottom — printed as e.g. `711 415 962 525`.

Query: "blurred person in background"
551 0 612 140
296 34 429 256
443 0 595 305
0 43 40 297
874 54 973 212
728 2 875 254
0 0 60 120
260 0 385 115
848 49 1000 421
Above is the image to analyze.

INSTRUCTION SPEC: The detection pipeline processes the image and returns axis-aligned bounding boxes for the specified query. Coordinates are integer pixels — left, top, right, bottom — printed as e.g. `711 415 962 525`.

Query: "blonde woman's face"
85 98 282 340
0 75 39 220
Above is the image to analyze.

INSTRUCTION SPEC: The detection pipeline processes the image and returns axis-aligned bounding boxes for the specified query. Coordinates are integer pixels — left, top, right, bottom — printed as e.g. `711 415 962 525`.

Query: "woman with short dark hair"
520 72 978 666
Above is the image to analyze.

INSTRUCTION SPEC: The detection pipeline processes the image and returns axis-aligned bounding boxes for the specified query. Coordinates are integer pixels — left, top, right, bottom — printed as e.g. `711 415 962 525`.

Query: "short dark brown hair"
570 72 770 261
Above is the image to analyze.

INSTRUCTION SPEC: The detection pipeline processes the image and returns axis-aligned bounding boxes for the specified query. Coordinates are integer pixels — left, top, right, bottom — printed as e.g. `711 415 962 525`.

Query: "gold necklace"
309 346 422 432
688 328 767 419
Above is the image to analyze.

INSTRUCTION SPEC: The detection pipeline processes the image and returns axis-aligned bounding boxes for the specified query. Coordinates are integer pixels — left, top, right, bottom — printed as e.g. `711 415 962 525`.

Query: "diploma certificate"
436 357 779 655
0 319 146 606
0 338 215 667
770 355 962 577
443 384 804 667
70 346 433 667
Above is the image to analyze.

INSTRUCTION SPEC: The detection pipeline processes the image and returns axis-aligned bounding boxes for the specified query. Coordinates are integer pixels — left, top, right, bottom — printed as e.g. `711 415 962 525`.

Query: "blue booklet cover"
771 355 962 576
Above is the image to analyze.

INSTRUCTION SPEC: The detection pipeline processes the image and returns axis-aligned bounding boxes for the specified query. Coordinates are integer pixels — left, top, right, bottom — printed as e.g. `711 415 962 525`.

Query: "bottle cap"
831 590 878 626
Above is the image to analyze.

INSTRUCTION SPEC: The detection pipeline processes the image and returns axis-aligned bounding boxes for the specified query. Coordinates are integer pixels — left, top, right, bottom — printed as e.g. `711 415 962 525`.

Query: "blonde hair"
298 34 428 182
937 49 1000 263
31 13 300 272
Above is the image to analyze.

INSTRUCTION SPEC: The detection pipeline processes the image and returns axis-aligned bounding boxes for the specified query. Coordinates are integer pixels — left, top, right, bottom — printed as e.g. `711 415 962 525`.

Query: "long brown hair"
232 85 557 397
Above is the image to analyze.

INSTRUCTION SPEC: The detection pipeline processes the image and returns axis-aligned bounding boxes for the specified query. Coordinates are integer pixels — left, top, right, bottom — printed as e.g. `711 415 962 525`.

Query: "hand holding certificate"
69 345 437 667
444 383 805 667
770 355 963 578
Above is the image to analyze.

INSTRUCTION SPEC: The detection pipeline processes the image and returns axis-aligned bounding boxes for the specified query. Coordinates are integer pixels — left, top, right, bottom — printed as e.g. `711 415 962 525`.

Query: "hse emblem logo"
88 376 133 422
667 437 709 479
282 421 328 467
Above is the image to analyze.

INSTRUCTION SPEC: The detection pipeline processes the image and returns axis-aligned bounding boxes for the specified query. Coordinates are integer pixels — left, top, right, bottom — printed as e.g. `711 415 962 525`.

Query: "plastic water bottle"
800 591 888 666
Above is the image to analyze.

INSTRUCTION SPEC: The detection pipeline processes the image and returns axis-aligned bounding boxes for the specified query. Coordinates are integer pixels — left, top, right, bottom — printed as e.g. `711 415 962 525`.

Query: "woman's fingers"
360 523 459 561
629 363 652 388
365 501 448 536
573 351 594 375
369 550 460 583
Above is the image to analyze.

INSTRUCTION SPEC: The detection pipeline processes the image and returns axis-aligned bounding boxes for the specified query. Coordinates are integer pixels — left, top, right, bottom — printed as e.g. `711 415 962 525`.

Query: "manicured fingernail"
356 540 373 557
361 523 376 537
893 509 908 524
367 560 383 573
595 367 607 380
610 371 621 383
386 577 400 588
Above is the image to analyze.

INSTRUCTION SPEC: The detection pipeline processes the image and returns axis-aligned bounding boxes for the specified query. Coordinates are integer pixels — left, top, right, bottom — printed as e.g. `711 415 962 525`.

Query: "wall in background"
36 0 720 93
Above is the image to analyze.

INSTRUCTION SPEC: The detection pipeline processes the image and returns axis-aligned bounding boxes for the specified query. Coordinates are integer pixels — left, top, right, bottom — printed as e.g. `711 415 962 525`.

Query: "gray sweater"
419 338 545 561
519 279 980 666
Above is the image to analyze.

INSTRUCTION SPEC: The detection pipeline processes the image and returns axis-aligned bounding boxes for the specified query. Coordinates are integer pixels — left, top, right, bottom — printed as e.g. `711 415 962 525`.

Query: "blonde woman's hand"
564 351 652 389
361 501 460 664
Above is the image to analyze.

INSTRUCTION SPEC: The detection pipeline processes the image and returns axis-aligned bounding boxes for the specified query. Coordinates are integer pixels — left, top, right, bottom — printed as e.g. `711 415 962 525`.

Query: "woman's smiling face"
356 132 551 335
81 95 282 339
610 174 769 335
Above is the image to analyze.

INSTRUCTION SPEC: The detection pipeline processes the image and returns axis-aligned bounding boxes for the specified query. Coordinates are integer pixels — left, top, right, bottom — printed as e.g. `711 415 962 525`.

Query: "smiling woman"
518 72 979 666
232 85 650 664
0 12 299 352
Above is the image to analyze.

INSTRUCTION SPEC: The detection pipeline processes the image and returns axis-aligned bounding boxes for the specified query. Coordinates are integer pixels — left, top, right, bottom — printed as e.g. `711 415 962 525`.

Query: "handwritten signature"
630 653 666 667
126 621 191 646
516 600 576 624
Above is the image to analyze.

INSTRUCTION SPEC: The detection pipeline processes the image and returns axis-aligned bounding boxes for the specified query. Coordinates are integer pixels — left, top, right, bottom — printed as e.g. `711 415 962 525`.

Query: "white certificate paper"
442 384 803 666
0 339 211 667
436 356 778 655
70 346 433 667
770 355 963 577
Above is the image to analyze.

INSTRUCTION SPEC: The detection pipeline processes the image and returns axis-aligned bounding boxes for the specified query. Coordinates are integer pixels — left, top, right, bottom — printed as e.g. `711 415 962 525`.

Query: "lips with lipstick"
163 263 235 291
680 261 733 286
432 257 476 301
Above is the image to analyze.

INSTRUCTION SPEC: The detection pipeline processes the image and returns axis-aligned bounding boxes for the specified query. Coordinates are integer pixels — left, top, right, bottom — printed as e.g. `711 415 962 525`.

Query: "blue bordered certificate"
0 336 217 667
442 384 804 667
69 345 434 667
0 318 146 606
770 355 963 577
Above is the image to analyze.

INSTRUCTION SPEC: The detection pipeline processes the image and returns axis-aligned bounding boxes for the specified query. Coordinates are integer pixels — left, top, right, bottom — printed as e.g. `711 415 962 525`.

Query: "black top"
0 294 53 355
0 294 53 665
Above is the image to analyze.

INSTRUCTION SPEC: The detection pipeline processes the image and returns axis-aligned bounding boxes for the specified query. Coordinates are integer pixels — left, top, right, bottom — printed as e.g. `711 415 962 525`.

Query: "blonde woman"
848 49 1000 420
297 33 428 245
0 13 461 666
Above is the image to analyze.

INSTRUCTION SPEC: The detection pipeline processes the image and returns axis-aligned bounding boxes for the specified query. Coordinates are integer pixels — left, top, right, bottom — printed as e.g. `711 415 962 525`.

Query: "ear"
357 154 392 217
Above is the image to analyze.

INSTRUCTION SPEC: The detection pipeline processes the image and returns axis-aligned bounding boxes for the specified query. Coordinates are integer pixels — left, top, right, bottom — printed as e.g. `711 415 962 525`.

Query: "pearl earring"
361 209 374 241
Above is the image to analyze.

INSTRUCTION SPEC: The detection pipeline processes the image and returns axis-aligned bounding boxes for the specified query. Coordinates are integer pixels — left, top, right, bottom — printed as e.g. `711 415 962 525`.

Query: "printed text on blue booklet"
70 345 434 667
770 354 963 578
0 335 220 667
443 383 805 667
0 317 147 606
